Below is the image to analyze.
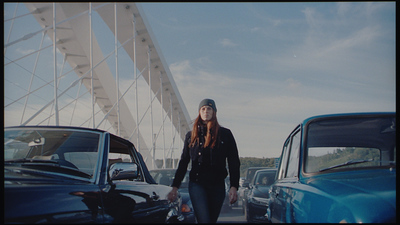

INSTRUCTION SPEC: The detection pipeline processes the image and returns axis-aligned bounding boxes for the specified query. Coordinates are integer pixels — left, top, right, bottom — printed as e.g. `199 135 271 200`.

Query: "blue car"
266 112 396 223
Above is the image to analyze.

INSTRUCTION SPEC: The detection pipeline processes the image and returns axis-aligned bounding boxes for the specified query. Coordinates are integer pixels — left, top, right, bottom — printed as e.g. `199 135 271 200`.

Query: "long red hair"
189 110 220 148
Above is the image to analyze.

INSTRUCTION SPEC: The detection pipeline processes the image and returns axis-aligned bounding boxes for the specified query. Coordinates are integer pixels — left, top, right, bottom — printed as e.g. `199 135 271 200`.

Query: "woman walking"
167 98 240 223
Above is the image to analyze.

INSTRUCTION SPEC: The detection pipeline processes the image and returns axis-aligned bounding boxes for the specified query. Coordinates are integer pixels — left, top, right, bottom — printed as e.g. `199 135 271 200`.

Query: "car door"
100 134 169 223
270 127 301 223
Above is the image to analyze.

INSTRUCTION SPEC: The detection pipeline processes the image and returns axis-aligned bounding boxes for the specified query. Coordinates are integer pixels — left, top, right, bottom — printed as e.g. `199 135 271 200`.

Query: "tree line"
155 157 277 178
239 157 276 177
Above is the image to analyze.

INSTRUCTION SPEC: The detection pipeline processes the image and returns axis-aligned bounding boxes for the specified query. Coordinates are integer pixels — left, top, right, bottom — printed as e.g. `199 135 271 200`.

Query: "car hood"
252 185 271 198
303 168 396 222
5 168 99 222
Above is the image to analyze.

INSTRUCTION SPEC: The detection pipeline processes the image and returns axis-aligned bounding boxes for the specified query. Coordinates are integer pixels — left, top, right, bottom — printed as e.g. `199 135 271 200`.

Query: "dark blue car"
4 126 184 224
245 168 277 223
266 112 396 223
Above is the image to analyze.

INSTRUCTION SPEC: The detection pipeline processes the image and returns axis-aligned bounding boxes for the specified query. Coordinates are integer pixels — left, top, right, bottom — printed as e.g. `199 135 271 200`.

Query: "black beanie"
198 99 217 112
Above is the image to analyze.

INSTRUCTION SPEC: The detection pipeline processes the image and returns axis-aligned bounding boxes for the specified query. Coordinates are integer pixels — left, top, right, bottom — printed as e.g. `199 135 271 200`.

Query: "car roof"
247 167 268 170
5 125 133 145
284 112 395 139
255 168 277 173
5 125 108 133
302 112 395 125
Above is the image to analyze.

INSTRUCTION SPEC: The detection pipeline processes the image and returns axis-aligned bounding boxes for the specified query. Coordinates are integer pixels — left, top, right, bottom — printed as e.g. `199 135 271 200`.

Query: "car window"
159 171 174 185
277 138 290 180
246 169 257 182
4 128 101 178
255 172 276 185
109 136 143 181
306 147 381 173
305 116 396 173
64 152 98 175
285 131 300 178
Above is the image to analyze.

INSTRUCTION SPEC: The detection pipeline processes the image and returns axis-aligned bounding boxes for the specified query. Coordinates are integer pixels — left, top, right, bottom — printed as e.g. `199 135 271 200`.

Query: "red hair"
189 110 219 148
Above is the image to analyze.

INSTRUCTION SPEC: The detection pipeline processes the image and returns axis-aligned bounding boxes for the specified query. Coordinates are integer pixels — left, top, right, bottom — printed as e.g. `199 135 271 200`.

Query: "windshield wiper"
319 159 374 172
5 158 91 178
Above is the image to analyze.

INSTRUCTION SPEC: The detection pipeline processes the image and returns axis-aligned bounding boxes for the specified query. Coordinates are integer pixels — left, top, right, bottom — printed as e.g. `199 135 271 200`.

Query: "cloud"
250 27 261 33
336 2 391 19
285 78 302 90
302 7 322 29
168 17 178 23
319 26 380 57
16 47 35 55
219 38 237 47
336 2 352 17
170 59 238 117
168 59 307 156
168 54 394 158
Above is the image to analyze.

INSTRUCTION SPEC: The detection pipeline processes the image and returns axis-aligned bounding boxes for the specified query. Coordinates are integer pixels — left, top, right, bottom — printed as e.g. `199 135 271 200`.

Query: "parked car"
150 169 196 223
4 126 184 224
240 167 268 214
266 112 396 223
244 168 277 223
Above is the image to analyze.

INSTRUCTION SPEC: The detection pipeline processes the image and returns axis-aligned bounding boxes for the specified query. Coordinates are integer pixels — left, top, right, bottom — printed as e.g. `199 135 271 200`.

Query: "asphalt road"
217 204 246 223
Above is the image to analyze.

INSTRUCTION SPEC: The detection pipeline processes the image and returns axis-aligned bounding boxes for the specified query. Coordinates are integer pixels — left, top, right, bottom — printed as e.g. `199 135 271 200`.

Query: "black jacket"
172 126 240 190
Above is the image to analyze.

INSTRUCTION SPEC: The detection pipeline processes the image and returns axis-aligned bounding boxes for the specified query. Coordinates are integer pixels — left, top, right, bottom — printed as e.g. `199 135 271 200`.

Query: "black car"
244 168 277 223
240 167 268 215
4 126 184 224
150 169 196 223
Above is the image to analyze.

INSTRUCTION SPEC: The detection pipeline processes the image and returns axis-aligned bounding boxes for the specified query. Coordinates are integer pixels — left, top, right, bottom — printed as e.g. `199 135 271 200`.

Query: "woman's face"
199 106 213 122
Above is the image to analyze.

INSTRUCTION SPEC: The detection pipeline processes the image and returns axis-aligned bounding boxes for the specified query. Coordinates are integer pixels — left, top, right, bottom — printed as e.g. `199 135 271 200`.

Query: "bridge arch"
4 3 191 169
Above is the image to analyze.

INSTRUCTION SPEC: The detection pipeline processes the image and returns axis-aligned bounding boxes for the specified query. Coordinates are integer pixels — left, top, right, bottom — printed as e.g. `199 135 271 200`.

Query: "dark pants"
188 180 226 223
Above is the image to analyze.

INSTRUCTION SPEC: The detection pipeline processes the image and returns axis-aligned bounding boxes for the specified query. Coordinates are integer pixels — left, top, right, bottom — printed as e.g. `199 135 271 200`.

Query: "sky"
139 2 396 158
4 2 396 159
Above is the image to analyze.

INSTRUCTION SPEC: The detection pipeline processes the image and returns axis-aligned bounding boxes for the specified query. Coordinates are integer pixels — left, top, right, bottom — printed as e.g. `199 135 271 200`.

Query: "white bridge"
4 3 191 169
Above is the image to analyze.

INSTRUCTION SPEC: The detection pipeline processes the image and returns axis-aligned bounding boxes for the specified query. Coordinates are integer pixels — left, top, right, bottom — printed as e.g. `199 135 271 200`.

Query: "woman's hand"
167 187 179 202
228 187 238 204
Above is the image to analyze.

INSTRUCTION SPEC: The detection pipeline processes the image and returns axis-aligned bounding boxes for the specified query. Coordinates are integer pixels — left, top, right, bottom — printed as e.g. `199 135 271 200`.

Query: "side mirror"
109 162 138 181
242 181 249 188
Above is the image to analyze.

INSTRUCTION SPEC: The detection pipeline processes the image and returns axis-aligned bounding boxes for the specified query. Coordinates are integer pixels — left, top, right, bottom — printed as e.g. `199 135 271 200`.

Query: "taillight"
181 204 191 212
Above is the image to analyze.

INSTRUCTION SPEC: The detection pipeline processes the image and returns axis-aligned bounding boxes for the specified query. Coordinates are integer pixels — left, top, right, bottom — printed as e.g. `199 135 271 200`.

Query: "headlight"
249 196 269 205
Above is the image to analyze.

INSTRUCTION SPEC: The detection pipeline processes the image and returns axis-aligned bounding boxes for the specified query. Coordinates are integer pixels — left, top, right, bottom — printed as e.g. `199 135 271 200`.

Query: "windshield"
4 128 101 178
253 171 276 186
305 115 396 173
